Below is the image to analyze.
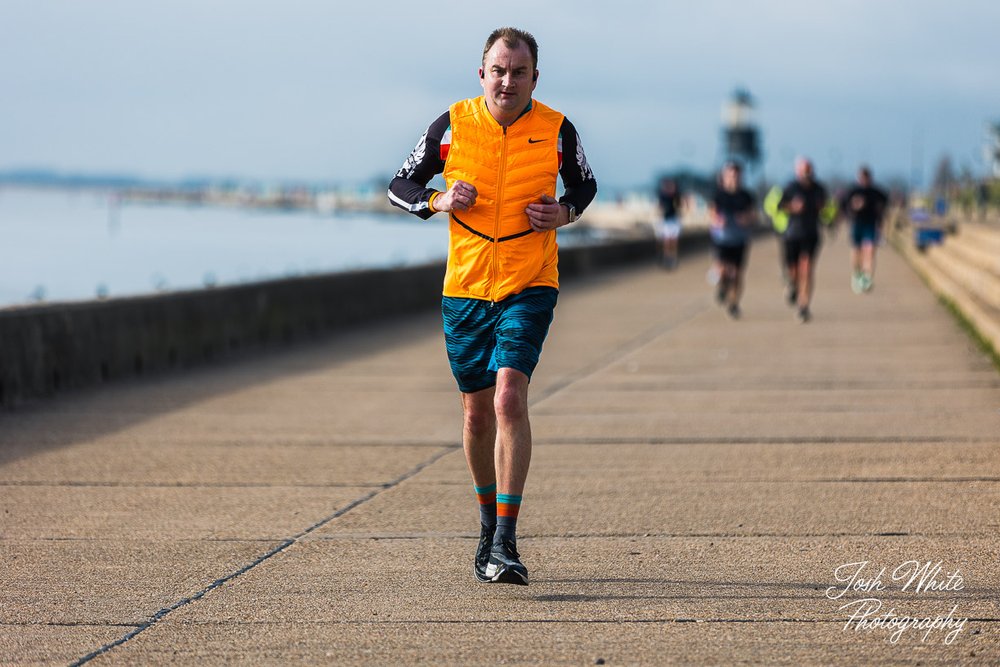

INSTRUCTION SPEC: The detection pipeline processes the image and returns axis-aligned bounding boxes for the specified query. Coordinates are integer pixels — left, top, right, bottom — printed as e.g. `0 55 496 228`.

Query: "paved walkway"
2 231 999 665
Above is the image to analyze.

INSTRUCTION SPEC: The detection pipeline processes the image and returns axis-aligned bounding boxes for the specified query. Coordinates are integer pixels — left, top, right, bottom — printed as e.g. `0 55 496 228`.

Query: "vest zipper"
490 125 508 303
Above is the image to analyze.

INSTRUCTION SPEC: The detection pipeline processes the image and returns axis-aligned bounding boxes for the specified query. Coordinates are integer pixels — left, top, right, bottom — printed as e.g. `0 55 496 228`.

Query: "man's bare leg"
484 367 532 584
493 368 531 497
461 387 497 490
462 386 498 583
797 254 814 322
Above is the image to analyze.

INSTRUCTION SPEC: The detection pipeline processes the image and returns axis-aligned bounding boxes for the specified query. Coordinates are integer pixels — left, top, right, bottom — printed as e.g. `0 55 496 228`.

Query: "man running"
839 166 888 293
709 161 756 319
387 27 597 585
656 177 684 269
779 157 828 323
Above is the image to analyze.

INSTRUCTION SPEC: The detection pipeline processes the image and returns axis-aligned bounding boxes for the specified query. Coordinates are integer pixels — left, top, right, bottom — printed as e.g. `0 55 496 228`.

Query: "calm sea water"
0 187 452 308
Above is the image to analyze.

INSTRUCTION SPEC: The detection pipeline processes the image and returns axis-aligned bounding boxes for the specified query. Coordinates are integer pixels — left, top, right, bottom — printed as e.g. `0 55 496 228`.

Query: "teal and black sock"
474 483 497 529
495 493 522 543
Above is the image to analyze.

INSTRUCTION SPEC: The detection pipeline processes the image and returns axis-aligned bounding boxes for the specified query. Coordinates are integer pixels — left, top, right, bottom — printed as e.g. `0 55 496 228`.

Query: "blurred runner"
656 177 684 269
779 157 828 323
709 161 756 319
838 166 888 293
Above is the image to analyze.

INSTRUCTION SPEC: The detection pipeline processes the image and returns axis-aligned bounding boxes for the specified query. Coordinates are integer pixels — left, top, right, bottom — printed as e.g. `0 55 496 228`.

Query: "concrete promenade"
2 231 999 665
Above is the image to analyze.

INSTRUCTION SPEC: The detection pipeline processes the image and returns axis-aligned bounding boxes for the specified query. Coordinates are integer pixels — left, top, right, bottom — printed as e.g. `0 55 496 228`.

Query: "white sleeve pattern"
575 131 594 181
395 129 428 179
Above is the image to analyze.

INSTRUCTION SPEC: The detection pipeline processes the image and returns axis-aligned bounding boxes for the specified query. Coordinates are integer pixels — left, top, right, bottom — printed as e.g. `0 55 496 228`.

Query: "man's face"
480 39 537 122
722 166 741 190
795 159 813 183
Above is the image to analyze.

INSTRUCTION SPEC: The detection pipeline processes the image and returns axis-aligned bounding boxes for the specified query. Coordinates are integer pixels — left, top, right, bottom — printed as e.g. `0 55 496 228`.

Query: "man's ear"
479 68 484 79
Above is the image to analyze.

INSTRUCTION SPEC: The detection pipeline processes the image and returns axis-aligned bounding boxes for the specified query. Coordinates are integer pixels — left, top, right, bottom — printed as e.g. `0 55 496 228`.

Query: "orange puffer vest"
442 96 564 301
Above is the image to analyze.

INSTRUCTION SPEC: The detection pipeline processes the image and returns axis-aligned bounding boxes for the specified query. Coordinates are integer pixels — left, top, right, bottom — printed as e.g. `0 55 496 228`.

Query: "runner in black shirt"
778 157 828 323
838 166 888 293
656 177 683 269
709 161 756 319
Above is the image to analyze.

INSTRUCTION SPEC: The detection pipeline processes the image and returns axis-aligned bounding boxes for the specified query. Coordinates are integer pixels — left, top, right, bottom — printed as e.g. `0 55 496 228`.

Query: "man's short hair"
482 27 538 69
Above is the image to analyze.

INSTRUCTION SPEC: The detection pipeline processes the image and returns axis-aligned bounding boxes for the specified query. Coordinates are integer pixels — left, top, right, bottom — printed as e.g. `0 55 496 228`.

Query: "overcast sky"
3 0 999 192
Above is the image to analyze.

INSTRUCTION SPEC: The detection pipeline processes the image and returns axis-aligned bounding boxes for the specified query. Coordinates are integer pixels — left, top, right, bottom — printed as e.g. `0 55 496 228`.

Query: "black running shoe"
786 285 798 306
716 278 728 305
485 538 529 586
473 523 495 583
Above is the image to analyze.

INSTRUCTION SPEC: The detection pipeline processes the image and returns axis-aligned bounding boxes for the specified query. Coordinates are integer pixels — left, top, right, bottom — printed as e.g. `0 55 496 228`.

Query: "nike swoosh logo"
527 138 545 143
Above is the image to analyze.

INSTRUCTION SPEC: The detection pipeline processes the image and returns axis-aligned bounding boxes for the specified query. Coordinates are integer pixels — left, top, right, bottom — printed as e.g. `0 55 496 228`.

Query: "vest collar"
482 98 534 128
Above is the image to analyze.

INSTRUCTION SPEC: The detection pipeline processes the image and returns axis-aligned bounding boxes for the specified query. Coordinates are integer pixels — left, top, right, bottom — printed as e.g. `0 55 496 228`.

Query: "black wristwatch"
562 203 577 223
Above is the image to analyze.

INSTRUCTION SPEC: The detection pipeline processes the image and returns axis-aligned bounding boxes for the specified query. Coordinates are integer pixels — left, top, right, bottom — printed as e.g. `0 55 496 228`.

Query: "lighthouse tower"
721 89 762 180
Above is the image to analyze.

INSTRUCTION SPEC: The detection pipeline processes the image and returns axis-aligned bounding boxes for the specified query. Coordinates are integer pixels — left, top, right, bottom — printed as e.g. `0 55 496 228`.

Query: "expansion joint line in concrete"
0 480 385 489
534 435 989 446
272 617 1000 625
84 617 1000 627
68 445 458 666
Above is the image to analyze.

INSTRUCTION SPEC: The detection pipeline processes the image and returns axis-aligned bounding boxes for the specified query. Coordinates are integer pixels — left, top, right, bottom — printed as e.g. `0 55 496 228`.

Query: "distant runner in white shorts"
656 177 684 269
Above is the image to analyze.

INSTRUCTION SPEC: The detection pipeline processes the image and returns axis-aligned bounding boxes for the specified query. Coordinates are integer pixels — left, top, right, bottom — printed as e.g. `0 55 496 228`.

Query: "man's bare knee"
494 372 529 424
462 390 496 436
495 392 527 424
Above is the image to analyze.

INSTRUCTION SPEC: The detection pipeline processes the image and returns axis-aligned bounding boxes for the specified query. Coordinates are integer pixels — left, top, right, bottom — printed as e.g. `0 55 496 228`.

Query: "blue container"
914 226 944 251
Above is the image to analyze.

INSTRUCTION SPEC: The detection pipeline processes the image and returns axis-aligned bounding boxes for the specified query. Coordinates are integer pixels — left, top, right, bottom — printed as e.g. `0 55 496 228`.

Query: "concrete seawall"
1 236 711 408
